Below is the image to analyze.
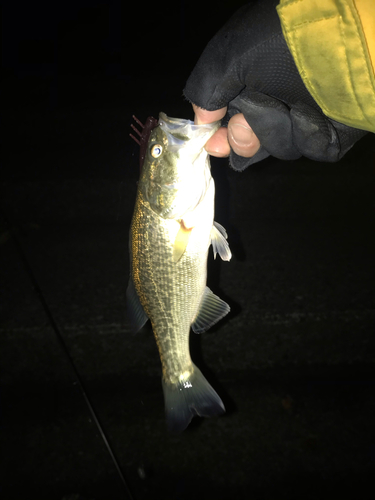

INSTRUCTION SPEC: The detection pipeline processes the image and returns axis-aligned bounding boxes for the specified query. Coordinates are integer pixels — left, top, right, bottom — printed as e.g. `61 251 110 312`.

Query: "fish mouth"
158 112 220 153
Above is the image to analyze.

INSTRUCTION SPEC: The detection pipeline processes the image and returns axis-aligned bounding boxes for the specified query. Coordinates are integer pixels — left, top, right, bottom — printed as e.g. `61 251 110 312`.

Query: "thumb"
193 104 227 125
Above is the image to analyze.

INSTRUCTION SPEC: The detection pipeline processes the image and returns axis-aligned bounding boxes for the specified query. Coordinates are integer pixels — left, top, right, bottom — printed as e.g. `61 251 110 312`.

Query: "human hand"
193 104 261 159
185 0 366 170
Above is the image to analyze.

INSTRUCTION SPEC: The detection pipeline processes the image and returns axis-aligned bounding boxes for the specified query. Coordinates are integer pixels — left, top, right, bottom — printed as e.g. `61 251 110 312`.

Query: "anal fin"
191 286 230 334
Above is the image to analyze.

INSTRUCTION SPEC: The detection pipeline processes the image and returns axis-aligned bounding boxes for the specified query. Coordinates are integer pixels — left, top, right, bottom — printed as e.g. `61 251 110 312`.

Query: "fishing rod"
3 214 134 500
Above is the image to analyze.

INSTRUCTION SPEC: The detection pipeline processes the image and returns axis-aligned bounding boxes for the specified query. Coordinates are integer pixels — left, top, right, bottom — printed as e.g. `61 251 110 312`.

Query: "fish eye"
150 144 163 158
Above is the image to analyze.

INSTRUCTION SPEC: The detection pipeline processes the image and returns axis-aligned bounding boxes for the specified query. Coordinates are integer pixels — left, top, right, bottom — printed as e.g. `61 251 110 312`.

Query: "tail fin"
162 364 225 433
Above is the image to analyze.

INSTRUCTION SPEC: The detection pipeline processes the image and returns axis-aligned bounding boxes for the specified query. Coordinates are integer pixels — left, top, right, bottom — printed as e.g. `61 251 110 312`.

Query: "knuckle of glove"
228 96 364 168
227 93 301 170
290 104 341 162
184 0 284 110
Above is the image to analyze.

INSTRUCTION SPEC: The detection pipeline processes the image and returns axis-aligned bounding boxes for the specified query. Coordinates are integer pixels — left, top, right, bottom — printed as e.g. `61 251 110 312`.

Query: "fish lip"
158 112 194 130
158 112 220 143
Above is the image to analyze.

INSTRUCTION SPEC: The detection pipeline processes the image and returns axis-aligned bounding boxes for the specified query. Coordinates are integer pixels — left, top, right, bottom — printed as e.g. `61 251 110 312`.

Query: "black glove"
184 0 367 170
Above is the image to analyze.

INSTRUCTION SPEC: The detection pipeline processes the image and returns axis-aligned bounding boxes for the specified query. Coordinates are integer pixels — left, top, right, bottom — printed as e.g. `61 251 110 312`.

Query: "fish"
127 112 231 432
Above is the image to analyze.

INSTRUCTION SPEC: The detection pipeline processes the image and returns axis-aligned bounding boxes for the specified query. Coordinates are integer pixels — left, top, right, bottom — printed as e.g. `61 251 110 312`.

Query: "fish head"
139 113 220 220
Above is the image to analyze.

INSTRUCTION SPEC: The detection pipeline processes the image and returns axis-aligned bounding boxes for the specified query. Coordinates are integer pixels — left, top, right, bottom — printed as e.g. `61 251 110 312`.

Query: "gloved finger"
227 113 261 158
290 102 339 161
184 4 252 110
228 92 301 161
223 91 302 170
229 145 271 171
193 104 227 125
290 102 367 162
184 1 284 111
330 120 368 158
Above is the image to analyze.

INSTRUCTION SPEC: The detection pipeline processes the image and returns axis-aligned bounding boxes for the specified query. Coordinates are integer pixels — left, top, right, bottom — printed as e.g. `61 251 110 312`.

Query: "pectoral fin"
173 222 193 263
191 286 230 334
126 277 149 332
211 221 232 261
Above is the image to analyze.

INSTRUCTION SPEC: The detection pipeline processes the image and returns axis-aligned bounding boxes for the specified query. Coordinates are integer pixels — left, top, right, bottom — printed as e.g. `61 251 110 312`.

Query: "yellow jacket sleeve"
277 0 375 132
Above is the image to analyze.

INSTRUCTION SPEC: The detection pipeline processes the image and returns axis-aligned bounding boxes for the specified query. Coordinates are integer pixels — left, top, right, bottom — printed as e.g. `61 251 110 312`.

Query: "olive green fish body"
127 113 231 432
131 183 214 383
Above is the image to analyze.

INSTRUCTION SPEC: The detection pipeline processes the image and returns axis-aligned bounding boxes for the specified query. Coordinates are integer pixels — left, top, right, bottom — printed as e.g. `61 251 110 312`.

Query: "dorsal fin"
130 115 158 171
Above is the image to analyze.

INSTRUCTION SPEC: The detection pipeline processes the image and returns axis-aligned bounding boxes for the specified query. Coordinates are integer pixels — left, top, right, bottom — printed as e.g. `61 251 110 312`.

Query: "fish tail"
162 364 225 433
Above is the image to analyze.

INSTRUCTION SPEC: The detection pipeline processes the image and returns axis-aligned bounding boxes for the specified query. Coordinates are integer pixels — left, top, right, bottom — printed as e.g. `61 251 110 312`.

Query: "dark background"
1 1 375 499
